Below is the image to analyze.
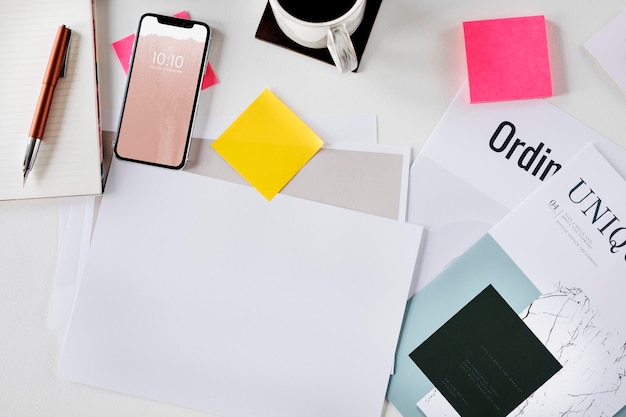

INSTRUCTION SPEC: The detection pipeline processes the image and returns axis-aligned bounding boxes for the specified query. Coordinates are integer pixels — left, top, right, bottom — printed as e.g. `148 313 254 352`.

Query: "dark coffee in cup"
276 0 358 23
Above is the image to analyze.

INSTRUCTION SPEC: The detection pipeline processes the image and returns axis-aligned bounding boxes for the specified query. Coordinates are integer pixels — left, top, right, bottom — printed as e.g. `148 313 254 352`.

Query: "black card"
410 285 562 417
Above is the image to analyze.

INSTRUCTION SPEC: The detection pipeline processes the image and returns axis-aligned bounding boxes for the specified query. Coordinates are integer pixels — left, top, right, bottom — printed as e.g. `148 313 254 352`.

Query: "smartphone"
114 13 211 169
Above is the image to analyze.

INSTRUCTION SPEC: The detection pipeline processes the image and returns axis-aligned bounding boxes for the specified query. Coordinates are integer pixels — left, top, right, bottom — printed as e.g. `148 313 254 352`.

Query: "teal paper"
386 234 541 417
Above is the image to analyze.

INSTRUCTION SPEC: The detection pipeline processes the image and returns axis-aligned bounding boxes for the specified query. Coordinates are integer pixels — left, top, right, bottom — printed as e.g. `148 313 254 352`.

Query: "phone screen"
115 14 210 169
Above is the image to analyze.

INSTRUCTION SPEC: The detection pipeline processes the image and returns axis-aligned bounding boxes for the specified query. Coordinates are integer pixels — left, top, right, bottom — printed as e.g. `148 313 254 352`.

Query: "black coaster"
254 0 383 72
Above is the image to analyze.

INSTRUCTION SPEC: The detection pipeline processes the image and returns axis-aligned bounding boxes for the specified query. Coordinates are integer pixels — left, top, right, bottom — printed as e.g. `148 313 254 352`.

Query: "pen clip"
59 27 72 78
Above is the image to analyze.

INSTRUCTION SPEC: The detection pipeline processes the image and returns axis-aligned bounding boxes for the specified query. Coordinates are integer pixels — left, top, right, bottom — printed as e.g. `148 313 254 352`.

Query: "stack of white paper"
59 158 423 417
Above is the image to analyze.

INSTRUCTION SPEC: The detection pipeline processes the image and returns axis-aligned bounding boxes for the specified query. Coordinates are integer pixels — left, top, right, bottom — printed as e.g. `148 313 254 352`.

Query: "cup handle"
326 24 358 73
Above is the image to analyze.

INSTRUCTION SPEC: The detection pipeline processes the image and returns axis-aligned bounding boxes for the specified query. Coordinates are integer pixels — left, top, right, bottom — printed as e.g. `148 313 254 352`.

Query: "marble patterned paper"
417 285 626 416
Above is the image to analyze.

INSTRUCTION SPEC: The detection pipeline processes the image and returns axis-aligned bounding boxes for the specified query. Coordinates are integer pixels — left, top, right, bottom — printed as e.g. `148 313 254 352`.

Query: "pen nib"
22 136 40 188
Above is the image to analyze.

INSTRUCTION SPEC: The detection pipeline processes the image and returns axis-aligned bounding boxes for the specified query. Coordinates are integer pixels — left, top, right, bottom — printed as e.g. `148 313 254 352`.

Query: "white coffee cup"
268 0 366 73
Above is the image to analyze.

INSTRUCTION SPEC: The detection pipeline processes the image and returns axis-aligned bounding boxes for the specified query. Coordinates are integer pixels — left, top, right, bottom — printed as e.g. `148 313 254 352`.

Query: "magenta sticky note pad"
463 16 552 103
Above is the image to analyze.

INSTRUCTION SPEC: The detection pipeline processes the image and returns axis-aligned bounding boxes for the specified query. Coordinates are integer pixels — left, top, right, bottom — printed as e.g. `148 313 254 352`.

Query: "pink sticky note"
112 34 135 73
463 15 552 103
111 10 218 89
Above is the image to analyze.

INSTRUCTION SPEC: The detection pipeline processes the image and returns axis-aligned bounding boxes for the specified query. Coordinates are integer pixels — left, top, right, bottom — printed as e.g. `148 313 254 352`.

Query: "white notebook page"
0 1 102 200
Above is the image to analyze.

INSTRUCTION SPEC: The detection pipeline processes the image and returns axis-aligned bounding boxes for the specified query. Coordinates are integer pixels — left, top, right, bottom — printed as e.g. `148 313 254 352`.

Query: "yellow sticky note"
212 89 324 200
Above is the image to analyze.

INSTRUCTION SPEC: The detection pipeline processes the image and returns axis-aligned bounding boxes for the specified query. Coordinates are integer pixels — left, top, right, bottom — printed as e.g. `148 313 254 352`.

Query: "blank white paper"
59 158 423 417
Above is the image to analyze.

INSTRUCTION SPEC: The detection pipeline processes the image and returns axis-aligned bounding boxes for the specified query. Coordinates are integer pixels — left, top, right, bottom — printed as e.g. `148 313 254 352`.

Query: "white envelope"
407 83 626 296
584 9 626 95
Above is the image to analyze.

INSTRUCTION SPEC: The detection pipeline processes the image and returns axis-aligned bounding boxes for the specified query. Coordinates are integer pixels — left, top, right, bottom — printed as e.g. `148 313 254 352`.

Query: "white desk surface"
2 0 626 416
